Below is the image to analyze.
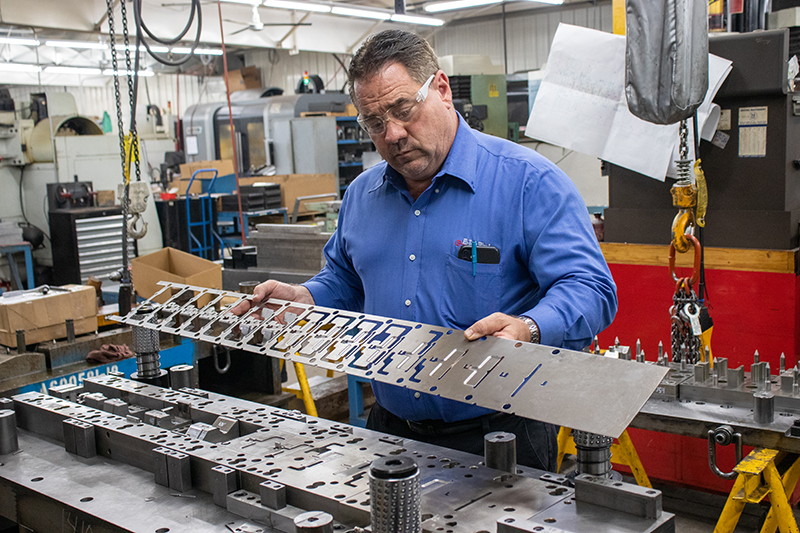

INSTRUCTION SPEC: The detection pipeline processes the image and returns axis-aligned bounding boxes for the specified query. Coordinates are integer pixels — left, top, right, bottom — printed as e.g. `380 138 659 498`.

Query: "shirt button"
414 392 421 399
414 210 421 216
434 188 439 193
404 299 411 307
409 254 416 261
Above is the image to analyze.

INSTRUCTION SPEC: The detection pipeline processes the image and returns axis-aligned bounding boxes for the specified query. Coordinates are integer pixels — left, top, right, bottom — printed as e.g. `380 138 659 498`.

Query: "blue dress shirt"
303 115 617 423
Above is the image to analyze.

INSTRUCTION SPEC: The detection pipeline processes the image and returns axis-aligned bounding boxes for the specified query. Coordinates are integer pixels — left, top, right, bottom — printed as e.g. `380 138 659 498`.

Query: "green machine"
450 74 509 140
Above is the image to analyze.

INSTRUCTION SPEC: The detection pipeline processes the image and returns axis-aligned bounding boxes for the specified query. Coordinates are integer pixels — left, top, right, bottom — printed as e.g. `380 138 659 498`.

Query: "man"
241 29 616 472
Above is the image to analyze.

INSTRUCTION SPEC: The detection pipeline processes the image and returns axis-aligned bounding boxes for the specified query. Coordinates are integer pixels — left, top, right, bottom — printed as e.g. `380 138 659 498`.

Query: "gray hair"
348 29 439 107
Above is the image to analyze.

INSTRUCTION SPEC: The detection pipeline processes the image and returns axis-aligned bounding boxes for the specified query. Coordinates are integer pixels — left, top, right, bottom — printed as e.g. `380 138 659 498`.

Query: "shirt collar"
373 114 478 194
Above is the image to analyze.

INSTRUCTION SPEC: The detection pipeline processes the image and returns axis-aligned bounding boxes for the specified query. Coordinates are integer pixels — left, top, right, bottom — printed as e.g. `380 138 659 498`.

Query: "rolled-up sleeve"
520 167 617 351
302 196 365 312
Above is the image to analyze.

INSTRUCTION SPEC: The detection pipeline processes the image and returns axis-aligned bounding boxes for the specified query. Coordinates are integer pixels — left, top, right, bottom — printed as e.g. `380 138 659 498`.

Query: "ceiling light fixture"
521 0 564 4
46 40 108 50
114 44 170 53
102 68 155 77
0 36 40 46
331 6 390 19
0 63 41 72
264 0 332 12
44 66 102 75
391 13 444 25
424 0 500 11
170 47 223 55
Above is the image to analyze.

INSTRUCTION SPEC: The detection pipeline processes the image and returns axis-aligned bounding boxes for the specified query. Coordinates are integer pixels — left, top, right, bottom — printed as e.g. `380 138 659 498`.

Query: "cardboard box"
234 174 337 216
176 160 235 194
0 285 97 348
228 66 262 93
131 247 222 304
96 190 116 207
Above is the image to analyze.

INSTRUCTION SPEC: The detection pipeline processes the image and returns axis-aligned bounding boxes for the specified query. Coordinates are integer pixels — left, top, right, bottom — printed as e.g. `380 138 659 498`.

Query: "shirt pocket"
439 254 503 330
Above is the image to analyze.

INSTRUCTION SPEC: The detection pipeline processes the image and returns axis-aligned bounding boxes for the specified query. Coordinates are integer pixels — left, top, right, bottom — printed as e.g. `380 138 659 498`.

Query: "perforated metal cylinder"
294 510 333 532
132 305 160 379
484 431 517 474
370 456 421 533
0 409 18 454
573 430 614 478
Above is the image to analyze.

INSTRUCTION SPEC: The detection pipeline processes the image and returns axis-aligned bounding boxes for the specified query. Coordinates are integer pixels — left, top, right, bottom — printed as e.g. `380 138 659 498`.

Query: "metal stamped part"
112 282 669 437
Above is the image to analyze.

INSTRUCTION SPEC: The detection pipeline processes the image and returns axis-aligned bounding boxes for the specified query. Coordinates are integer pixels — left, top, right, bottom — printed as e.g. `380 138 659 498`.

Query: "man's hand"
464 312 531 342
231 280 315 315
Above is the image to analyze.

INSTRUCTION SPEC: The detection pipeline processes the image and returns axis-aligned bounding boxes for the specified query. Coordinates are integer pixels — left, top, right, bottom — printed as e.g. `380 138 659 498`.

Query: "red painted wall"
601 262 799 492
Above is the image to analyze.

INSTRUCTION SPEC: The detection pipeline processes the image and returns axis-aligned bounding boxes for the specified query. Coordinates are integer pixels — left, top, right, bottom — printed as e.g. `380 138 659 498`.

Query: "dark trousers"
366 402 558 472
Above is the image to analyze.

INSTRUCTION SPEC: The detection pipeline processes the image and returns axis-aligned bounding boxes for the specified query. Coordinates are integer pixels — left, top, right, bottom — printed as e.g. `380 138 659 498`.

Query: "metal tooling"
2 375 675 532
633 356 800 453
112 282 669 438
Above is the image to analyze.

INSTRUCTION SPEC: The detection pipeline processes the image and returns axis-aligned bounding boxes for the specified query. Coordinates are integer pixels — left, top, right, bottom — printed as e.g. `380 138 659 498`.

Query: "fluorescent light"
331 6 390 19
0 63 41 72
222 0 261 4
46 40 108 50
265 0 331 11
425 0 500 11
391 13 444 25
0 36 40 46
114 44 170 53
521 0 564 4
170 47 223 55
103 69 155 77
45 66 102 75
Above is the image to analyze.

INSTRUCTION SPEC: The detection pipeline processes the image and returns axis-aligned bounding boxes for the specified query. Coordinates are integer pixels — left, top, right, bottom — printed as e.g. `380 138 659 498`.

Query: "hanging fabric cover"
625 0 709 125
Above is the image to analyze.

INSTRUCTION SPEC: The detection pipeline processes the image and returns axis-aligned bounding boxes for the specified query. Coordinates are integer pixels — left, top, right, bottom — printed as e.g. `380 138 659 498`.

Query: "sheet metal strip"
112 282 668 437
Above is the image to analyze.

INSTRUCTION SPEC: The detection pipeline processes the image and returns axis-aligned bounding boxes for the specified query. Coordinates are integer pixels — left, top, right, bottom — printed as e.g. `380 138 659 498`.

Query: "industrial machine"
0 282 676 532
604 29 800 250
182 92 350 177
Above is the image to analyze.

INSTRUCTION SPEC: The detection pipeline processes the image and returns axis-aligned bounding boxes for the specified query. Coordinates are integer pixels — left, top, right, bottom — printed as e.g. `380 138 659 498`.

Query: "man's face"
354 63 455 188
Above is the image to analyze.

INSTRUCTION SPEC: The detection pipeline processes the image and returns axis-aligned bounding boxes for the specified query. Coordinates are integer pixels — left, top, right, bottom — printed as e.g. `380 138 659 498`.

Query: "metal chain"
675 119 691 181
670 281 701 364
106 0 127 190
119 0 141 184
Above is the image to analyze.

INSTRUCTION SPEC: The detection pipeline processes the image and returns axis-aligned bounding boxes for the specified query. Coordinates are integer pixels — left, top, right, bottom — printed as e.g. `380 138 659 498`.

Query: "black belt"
405 412 510 437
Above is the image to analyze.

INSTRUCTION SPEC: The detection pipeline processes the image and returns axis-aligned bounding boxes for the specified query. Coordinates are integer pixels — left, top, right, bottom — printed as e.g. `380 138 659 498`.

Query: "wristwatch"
516 315 541 344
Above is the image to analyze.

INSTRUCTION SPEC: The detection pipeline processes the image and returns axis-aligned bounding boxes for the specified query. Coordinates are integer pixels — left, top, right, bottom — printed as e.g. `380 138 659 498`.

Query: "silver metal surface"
112 282 669 438
484 431 517 474
1 375 675 533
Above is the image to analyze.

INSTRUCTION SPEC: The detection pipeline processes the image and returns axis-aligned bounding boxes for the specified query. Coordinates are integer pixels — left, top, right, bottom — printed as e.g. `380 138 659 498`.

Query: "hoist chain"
670 279 702 364
119 0 141 185
106 0 127 190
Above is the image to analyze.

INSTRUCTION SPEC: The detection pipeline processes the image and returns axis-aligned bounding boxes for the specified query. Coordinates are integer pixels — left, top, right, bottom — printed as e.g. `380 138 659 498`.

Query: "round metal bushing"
573 430 614 478
294 510 333 532
754 391 775 424
369 456 421 533
169 364 195 390
238 281 260 295
484 431 517 474
0 409 19 455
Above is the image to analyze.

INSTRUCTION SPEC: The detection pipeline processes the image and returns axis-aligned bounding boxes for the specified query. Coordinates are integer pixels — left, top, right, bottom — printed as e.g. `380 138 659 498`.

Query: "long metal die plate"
114 282 669 437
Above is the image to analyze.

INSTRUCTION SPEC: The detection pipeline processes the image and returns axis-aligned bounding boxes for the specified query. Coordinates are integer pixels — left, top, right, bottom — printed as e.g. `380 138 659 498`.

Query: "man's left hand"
464 313 530 342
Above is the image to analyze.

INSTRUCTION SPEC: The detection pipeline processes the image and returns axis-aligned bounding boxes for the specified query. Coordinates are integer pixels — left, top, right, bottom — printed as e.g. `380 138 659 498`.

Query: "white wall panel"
432 3 612 74
245 48 350 95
